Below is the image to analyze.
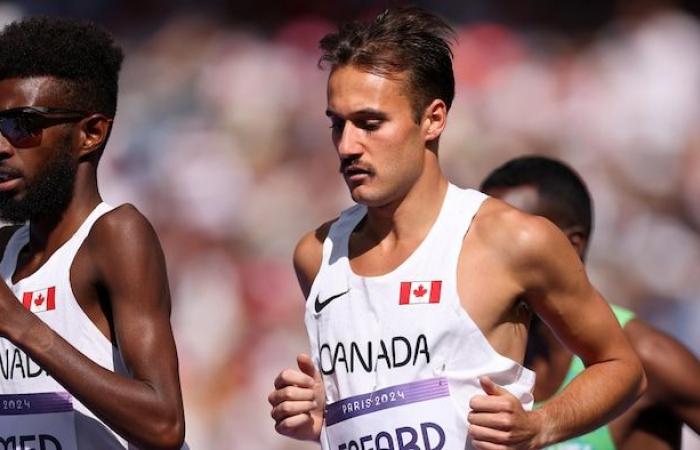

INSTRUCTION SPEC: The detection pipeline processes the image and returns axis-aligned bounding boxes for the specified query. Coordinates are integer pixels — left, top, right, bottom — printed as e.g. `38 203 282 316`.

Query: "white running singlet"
305 184 535 450
1 203 137 449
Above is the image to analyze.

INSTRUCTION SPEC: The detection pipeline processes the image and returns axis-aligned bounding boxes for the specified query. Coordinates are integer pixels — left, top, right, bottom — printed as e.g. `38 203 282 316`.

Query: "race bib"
323 377 467 450
0 392 78 450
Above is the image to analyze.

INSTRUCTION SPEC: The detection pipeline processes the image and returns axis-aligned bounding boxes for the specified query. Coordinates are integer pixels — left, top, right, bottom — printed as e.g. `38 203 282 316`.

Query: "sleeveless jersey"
0 203 131 449
542 305 636 450
305 184 536 450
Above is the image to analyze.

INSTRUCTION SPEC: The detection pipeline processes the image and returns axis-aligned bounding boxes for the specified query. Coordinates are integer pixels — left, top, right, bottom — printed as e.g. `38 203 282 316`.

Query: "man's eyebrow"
325 108 388 119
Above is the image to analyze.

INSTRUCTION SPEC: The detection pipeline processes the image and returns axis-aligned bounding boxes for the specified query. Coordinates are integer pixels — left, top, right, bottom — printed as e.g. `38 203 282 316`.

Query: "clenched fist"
269 353 325 442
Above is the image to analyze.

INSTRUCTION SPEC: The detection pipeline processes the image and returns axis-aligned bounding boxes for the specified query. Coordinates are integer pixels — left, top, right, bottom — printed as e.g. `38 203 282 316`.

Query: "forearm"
7 314 184 450
532 358 645 448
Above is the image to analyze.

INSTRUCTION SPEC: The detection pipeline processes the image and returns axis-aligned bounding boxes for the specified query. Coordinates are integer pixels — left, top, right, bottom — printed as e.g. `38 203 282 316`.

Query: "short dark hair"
0 17 123 117
319 7 456 122
480 155 593 239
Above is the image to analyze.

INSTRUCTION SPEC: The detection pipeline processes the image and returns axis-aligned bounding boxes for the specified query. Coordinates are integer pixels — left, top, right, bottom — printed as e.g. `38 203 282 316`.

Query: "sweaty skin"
270 66 645 449
488 183 700 450
0 77 185 449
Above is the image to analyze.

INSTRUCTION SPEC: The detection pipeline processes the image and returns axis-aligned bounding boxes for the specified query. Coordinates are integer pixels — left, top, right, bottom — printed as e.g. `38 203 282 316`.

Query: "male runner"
269 7 645 450
0 18 185 449
480 155 700 450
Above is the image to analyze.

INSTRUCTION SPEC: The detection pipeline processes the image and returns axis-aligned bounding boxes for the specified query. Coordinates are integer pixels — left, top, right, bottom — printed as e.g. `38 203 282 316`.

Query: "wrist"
527 408 551 449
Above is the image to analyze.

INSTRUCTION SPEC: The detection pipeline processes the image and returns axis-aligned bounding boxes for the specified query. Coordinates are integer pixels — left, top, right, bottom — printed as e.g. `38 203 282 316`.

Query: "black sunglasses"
0 106 89 149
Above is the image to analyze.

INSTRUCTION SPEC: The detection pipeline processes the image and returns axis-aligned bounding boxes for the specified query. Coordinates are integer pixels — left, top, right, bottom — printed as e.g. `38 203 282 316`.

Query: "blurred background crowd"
1 0 699 448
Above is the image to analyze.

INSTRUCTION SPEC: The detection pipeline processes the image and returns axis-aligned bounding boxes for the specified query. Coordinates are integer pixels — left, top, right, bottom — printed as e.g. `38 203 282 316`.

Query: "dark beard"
0 142 77 224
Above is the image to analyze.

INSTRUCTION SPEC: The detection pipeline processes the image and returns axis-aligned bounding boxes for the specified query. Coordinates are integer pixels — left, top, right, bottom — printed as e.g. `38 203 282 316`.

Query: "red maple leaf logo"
413 284 427 297
34 294 45 306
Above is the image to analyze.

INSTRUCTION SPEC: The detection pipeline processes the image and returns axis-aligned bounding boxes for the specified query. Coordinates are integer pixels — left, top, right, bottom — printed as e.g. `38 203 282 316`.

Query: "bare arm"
0 205 185 450
468 208 645 449
624 319 700 434
293 222 332 298
270 222 332 442
520 215 646 446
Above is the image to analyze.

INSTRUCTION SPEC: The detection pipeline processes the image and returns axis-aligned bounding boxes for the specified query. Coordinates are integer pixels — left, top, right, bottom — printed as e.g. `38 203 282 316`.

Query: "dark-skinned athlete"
481 155 700 450
0 17 186 450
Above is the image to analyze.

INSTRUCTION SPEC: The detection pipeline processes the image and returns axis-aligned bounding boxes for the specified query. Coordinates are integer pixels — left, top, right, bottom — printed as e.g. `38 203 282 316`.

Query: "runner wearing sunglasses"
0 17 186 449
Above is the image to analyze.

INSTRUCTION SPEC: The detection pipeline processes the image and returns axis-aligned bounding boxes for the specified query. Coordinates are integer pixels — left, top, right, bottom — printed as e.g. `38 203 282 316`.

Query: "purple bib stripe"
326 377 450 426
0 392 72 415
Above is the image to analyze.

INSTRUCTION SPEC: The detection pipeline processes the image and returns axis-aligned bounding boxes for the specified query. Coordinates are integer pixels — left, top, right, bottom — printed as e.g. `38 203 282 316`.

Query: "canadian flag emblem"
399 281 442 305
22 287 56 313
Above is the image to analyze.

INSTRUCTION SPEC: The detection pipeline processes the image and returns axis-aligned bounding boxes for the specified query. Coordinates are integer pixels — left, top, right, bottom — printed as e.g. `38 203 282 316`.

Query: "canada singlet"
305 184 536 450
1 203 135 449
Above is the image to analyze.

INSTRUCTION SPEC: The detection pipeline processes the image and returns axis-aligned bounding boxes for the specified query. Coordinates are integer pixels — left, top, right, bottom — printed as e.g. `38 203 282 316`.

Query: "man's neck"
28 189 102 255
362 163 448 246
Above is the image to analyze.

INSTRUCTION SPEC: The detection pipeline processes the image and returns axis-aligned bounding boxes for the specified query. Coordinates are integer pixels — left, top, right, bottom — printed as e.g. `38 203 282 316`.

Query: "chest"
3 237 110 342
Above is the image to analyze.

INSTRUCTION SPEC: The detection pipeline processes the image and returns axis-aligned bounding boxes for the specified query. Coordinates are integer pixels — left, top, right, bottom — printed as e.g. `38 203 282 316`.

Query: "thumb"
480 376 508 396
297 353 320 381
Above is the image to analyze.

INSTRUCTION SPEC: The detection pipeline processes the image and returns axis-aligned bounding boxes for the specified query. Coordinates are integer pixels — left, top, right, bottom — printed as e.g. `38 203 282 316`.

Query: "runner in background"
481 155 700 450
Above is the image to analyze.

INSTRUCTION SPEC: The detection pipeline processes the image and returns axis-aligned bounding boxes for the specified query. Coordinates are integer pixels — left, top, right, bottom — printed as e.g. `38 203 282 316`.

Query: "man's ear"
422 99 447 142
76 114 113 159
565 228 589 261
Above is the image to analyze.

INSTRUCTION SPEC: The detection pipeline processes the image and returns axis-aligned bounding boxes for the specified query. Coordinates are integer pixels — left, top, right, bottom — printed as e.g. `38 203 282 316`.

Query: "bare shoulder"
85 203 164 271
90 204 158 242
471 197 569 267
80 203 172 312
293 218 337 298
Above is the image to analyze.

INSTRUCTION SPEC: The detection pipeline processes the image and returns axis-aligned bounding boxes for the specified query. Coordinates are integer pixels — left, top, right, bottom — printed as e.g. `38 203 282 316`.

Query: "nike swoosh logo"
314 289 350 314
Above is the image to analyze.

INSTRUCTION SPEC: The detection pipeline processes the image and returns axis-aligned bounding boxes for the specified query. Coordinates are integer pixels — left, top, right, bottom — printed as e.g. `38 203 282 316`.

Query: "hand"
468 377 541 449
268 353 325 442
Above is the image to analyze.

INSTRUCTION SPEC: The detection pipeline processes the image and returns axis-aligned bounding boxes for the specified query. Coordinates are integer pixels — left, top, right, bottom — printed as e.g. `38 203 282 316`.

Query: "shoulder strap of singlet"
0 203 116 282
0 225 30 279
439 186 489 265
324 204 366 266
306 204 365 304
58 202 116 263
443 186 489 237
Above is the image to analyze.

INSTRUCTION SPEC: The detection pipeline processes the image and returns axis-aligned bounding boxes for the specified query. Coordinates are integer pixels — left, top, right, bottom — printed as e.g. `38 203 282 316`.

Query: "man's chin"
0 208 29 224
0 196 36 223
0 213 29 224
350 189 390 208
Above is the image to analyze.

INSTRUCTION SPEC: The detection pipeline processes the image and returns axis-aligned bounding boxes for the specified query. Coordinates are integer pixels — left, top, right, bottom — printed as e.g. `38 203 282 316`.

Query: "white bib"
0 393 77 450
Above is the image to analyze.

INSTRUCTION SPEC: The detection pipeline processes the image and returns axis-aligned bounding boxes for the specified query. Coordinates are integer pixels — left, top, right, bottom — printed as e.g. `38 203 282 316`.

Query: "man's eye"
361 120 381 132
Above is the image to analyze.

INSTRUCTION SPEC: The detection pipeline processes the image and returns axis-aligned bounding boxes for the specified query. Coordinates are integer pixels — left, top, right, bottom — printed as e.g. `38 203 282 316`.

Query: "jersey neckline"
345 183 456 280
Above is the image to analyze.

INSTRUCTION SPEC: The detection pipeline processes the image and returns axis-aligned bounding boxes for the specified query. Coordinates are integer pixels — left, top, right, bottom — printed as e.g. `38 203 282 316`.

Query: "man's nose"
336 122 363 158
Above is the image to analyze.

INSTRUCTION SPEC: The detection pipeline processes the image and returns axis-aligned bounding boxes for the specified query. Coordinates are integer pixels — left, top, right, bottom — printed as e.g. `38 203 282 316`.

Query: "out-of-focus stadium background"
1 0 699 448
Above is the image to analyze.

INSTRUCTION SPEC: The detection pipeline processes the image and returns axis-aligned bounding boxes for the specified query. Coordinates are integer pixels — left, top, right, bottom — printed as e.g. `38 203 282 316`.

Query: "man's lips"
342 166 373 185
0 170 22 192
344 166 371 176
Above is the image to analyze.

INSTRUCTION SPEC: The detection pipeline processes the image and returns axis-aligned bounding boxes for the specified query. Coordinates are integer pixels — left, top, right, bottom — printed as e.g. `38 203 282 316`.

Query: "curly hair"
319 7 456 122
0 17 124 117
